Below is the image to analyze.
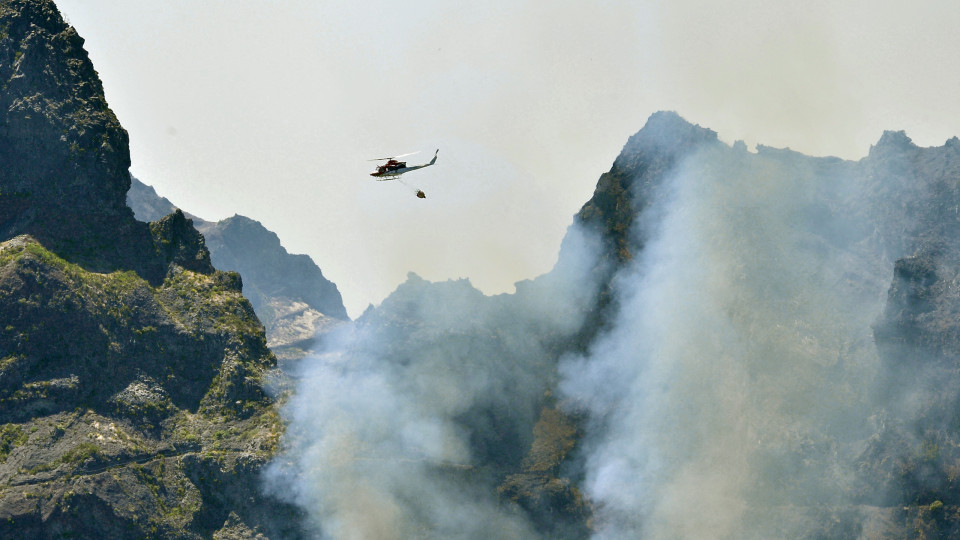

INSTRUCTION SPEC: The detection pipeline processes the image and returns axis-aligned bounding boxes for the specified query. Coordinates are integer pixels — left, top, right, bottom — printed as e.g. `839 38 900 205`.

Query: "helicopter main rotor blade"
367 151 420 161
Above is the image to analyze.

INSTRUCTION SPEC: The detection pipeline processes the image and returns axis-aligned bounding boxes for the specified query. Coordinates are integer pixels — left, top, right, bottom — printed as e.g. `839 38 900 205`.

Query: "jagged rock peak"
150 209 216 275
868 130 917 157
574 111 722 265
614 111 719 167
361 271 484 327
0 0 130 207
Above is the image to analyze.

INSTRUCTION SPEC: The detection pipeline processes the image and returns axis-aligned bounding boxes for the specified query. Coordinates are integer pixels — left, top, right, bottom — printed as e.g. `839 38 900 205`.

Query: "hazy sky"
56 0 960 317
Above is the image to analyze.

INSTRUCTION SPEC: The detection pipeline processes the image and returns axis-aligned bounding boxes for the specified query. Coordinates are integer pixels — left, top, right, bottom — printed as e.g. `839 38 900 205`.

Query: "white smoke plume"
559 141 897 538
266 113 953 538
265 225 604 539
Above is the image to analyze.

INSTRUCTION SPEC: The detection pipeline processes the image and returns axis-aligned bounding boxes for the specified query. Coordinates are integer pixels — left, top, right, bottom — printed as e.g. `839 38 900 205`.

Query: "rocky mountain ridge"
127 178 349 361
564 111 960 538
276 111 960 538
0 1 302 537
7 0 960 536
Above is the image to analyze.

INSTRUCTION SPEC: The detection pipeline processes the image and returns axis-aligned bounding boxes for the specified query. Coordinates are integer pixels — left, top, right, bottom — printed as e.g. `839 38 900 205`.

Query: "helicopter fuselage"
369 150 438 180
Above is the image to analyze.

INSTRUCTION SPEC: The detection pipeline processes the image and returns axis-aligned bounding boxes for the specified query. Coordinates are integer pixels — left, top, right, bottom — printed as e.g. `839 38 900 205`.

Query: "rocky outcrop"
0 1 302 537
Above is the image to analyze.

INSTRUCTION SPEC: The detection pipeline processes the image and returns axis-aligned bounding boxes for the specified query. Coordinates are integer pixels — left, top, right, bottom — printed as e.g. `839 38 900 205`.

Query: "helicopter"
369 149 439 180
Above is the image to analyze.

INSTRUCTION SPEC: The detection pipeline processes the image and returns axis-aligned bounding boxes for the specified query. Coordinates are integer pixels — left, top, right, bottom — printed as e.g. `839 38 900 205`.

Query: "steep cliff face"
0 0 166 281
858 135 960 537
560 112 960 538
127 177 349 359
0 1 301 537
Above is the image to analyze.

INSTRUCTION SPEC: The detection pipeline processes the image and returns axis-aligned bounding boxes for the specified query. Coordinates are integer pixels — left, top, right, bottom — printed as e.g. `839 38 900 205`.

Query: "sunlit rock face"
0 0 170 281
0 2 303 537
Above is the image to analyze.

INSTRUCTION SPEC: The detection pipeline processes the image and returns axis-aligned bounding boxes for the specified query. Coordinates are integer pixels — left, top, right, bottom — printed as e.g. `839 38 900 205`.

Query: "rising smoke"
267 114 951 538
265 225 605 539
559 136 922 538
